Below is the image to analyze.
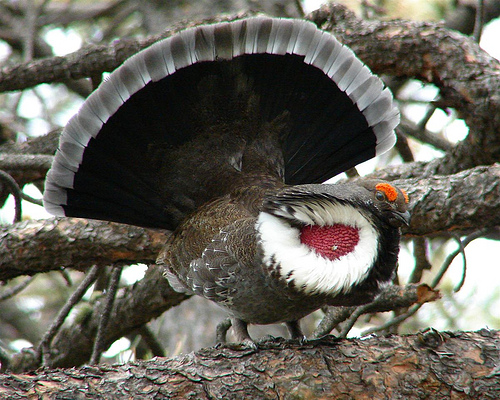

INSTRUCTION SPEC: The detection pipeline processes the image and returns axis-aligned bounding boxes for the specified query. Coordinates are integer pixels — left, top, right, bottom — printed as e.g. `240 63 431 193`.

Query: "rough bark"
0 218 168 281
392 164 500 236
1 330 498 399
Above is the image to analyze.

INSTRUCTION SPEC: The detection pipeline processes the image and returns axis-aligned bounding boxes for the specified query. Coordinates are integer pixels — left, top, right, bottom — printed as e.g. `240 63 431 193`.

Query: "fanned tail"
43 17 399 230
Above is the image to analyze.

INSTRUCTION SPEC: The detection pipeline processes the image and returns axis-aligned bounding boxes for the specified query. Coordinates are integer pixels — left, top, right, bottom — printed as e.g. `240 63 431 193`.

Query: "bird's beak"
388 210 411 228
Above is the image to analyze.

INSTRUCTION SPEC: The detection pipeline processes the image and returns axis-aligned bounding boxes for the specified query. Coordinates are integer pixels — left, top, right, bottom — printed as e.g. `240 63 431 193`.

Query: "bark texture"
1 330 498 399
0 1 499 382
0 218 167 280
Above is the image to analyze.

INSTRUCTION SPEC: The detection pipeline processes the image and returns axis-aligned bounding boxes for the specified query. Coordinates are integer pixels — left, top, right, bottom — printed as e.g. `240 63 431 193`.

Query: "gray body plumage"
42 17 407 342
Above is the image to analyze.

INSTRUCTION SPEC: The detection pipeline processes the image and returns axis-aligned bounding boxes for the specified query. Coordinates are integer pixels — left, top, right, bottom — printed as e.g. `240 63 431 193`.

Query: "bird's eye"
375 191 386 201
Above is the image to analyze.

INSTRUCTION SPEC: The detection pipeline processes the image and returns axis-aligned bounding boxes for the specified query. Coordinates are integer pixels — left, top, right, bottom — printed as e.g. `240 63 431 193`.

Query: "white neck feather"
256 202 379 296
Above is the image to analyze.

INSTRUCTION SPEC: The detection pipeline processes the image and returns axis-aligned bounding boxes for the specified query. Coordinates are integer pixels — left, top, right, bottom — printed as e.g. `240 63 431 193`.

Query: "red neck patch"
300 224 360 261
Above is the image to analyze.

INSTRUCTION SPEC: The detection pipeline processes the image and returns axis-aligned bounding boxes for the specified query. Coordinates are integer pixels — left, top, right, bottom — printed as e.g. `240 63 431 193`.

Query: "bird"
43 16 410 345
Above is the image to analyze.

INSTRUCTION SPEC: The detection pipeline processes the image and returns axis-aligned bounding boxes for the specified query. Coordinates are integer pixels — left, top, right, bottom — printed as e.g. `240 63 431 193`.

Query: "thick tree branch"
2 330 499 398
0 154 53 171
0 218 167 281
396 164 500 236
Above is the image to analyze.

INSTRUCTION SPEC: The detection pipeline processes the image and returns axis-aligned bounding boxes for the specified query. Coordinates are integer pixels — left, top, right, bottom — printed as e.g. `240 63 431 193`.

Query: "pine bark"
1 330 498 399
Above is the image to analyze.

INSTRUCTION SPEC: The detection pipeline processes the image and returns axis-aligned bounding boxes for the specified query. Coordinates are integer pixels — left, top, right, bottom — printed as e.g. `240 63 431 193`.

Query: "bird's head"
357 180 410 228
256 181 409 297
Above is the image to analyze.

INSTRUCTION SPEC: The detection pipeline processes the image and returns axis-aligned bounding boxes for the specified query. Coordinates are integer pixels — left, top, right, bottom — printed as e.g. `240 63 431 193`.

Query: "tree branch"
396 164 500 236
313 284 440 338
0 218 168 281
2 330 498 398
39 266 187 370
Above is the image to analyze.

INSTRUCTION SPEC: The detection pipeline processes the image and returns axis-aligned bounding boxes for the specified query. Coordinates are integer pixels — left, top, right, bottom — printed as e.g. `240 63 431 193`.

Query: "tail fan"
43 17 399 230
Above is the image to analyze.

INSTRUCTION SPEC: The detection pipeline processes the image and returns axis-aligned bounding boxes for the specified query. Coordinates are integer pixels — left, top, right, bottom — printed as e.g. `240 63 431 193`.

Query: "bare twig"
408 237 431 284
452 235 467 293
0 169 22 222
473 0 485 42
38 265 101 365
430 230 488 288
398 116 452 152
59 269 73 287
138 325 166 358
338 306 368 338
394 130 414 162
362 303 422 336
0 276 35 302
311 284 440 338
90 265 123 365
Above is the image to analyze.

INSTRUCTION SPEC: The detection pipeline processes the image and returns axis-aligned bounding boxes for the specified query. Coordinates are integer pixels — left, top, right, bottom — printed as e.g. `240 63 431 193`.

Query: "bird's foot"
215 317 232 345
215 318 258 351
286 320 307 344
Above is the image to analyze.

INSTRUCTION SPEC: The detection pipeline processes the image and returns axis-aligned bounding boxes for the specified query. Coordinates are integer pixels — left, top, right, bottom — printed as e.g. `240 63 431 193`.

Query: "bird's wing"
165 218 258 306
44 17 399 231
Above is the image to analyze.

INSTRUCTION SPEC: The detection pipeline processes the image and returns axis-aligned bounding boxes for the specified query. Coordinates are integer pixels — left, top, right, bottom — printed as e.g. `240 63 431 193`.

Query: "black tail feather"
44 17 398 230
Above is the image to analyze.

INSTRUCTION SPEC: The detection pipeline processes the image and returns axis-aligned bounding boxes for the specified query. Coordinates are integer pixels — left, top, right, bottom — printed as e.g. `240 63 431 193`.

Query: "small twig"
452 235 467 293
408 238 431 284
398 115 452 152
312 284 440 338
59 269 73 287
0 170 22 222
38 265 101 365
430 230 487 289
0 276 35 302
21 192 43 207
394 129 414 162
312 307 354 338
417 101 438 131
362 304 422 336
22 0 37 62
138 325 165 358
339 305 369 338
90 265 123 365
473 0 485 42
